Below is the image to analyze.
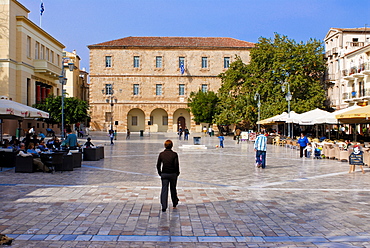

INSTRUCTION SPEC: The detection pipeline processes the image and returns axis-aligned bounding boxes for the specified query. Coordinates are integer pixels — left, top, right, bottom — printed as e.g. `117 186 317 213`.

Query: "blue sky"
20 0 370 71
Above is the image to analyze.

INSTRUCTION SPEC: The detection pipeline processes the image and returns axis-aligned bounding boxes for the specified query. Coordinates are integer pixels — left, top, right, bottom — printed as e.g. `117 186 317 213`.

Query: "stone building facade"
325 27 370 109
88 37 254 133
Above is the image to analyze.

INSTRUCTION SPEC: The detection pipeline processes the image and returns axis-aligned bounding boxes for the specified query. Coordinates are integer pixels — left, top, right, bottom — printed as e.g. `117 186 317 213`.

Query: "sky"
19 0 370 71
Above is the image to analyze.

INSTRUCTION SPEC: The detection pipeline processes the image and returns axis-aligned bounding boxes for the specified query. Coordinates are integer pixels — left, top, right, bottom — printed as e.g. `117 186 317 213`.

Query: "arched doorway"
127 108 145 132
150 108 168 132
173 108 190 132
177 116 185 131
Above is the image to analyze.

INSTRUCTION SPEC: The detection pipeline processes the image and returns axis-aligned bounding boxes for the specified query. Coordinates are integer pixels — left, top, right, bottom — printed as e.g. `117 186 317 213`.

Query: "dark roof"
88 37 254 49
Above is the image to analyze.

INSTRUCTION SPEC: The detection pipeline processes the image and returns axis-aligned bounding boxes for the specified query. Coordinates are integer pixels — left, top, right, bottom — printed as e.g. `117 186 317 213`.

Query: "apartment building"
88 37 254 132
325 27 370 109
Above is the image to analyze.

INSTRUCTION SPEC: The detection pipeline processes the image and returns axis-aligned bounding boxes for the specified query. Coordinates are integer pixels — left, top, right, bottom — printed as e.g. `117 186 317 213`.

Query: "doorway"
177 116 185 131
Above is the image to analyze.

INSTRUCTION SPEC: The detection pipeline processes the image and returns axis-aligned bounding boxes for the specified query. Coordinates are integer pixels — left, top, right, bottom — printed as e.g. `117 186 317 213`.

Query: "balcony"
332 47 338 55
33 59 60 79
325 50 333 58
363 62 370 75
361 88 370 100
342 68 354 81
346 42 365 47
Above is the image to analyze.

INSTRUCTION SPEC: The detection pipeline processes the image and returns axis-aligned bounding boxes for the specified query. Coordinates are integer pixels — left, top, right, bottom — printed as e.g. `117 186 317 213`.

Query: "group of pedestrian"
177 126 190 140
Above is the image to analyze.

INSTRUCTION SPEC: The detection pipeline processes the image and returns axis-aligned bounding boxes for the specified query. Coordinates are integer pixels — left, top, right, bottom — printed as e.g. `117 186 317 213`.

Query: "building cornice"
88 45 253 50
12 0 30 13
89 74 219 78
16 16 65 49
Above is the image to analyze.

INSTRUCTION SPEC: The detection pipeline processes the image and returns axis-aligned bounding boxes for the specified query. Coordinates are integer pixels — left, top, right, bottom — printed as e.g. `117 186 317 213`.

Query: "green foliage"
187 90 219 124
216 33 327 129
33 95 89 125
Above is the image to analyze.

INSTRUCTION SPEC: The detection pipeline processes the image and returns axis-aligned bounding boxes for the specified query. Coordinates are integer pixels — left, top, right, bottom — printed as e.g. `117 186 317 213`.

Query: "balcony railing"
346 42 365 47
342 92 349 100
349 67 357 75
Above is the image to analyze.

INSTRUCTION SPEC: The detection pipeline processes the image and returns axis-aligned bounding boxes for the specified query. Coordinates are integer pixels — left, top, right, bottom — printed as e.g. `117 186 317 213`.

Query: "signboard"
241 131 248 141
248 132 257 142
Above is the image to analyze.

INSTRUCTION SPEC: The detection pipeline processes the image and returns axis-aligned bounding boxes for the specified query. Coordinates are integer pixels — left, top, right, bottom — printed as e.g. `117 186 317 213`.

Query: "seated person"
53 137 61 149
9 136 20 147
2 139 12 149
37 141 47 152
84 137 94 148
30 135 40 146
19 143 50 173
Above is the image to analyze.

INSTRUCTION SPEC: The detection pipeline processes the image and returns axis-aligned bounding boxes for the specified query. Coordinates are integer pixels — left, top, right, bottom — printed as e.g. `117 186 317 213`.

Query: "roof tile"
89 37 254 48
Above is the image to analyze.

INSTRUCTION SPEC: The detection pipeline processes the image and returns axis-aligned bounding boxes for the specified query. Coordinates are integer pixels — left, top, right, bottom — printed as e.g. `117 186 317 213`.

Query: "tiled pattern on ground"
1 132 370 247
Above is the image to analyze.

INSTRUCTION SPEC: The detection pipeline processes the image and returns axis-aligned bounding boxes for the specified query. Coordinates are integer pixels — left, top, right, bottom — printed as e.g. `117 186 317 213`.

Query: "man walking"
254 130 267 169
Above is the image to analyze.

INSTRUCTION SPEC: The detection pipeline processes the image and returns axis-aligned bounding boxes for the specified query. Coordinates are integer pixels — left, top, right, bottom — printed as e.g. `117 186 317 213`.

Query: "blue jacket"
297 136 309 147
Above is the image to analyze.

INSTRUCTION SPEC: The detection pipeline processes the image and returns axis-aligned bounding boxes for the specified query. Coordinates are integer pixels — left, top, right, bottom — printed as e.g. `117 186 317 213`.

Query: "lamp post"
254 92 261 133
110 97 113 131
59 60 74 139
281 82 292 138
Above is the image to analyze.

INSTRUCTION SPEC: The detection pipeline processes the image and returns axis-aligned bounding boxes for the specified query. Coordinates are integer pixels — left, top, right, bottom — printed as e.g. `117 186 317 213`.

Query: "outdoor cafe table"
40 151 74 171
83 147 104 161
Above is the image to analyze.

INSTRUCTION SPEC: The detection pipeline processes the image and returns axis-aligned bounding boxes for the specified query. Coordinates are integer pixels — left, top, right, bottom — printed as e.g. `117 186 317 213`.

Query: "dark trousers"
160 173 179 210
300 146 307 157
256 150 266 168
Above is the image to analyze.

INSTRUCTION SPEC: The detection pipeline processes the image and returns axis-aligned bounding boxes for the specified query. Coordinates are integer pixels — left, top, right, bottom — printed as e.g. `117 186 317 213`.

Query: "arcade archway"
127 108 145 132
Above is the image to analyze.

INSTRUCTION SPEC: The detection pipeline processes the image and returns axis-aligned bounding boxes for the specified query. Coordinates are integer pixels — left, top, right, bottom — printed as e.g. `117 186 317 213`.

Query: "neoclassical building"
324 27 370 109
88 37 254 133
0 0 65 135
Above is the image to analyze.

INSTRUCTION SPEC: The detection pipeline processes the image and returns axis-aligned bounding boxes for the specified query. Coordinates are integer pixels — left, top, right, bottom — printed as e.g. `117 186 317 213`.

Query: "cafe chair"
15 155 34 173
44 153 64 173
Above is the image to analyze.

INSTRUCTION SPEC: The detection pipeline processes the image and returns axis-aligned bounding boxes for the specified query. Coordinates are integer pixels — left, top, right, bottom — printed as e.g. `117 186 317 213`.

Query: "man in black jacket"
156 140 180 212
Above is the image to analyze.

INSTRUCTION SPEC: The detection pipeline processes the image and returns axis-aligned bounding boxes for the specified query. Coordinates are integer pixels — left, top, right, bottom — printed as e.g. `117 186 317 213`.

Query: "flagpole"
40 1 44 27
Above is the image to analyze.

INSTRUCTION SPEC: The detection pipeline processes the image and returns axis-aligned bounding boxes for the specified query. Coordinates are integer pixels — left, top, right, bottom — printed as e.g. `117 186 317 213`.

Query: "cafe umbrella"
0 99 49 142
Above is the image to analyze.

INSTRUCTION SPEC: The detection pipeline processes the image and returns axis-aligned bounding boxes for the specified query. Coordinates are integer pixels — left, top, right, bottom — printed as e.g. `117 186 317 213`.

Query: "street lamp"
281 82 292 138
106 96 116 131
59 60 74 139
254 92 261 132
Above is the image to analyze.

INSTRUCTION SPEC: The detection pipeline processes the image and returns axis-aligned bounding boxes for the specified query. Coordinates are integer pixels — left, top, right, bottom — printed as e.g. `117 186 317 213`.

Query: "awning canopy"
0 99 49 119
336 105 370 124
257 113 286 125
314 105 362 124
286 108 329 125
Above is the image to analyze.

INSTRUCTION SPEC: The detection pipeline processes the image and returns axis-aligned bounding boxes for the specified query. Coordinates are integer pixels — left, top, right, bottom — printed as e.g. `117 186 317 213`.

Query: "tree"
216 57 254 128
217 33 327 129
187 90 219 124
33 95 89 125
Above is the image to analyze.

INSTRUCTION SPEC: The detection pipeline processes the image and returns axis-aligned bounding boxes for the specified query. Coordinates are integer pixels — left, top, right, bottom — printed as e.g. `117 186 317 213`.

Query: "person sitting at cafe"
84 137 94 148
19 143 50 173
63 128 78 149
37 141 47 152
9 136 20 147
30 134 40 146
22 133 32 148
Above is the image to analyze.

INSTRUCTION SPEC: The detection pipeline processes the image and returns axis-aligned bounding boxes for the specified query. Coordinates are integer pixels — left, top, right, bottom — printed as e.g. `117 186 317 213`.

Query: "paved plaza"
1 132 370 247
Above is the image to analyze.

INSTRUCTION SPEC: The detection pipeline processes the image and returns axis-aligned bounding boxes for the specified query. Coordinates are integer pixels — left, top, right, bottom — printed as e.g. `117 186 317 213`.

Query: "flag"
180 63 185 75
40 2 44 16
